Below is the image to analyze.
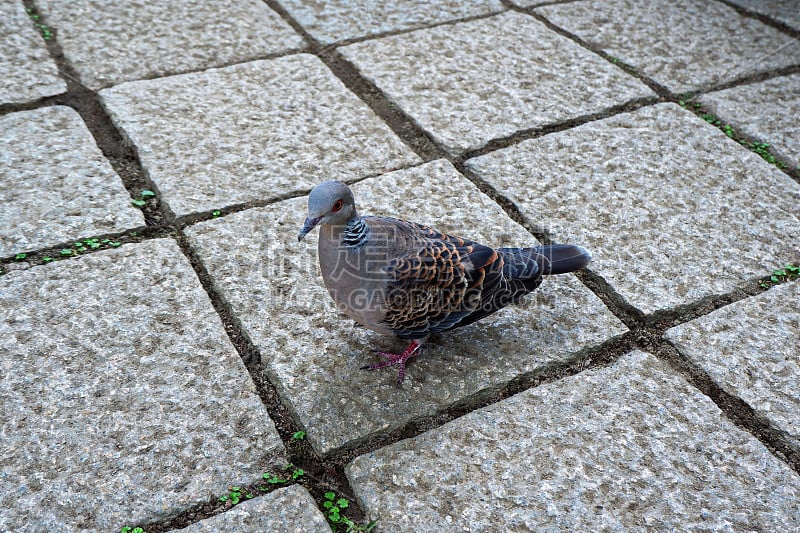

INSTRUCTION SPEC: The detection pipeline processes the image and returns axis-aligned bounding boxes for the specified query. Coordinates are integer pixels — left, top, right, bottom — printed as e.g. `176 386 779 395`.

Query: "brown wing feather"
380 220 505 339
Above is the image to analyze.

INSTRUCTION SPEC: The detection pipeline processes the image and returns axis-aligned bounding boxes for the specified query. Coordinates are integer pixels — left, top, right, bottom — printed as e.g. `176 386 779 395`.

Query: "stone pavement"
1 0 798 531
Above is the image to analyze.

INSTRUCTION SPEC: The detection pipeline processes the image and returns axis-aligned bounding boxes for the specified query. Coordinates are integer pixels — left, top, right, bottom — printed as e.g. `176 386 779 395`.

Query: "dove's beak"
297 216 321 241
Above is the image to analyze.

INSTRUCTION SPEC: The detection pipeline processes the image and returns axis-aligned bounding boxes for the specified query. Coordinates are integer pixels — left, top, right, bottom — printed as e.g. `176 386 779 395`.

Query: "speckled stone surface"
347 351 800 531
510 0 551 6
701 73 800 170
666 281 800 451
0 106 144 257
536 0 800 92
0 2 65 104
176 485 331 533
185 160 626 456
281 0 505 43
100 55 420 217
339 11 654 155
727 0 800 30
0 239 284 531
466 103 800 315
36 0 304 90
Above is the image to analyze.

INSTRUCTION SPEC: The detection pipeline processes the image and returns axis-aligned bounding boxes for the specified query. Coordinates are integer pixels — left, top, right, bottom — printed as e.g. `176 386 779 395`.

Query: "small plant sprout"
263 473 288 485
323 491 346 524
747 141 786 169
678 97 699 109
292 430 306 441
26 6 53 40
14 253 26 260
45 238 123 263
284 463 305 480
212 210 221 217
219 486 255 506
322 492 378 532
120 527 145 533
759 264 800 288
131 189 156 208
256 464 305 491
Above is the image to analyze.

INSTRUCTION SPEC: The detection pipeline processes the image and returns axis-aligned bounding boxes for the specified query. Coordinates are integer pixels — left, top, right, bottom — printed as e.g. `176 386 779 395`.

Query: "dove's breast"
317 218 396 336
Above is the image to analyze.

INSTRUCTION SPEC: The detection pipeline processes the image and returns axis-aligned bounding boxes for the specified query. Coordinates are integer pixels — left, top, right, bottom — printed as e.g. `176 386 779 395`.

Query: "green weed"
219 486 255 506
218 465 305 508
25 7 52 40
323 492 378 532
131 189 156 208
759 264 800 289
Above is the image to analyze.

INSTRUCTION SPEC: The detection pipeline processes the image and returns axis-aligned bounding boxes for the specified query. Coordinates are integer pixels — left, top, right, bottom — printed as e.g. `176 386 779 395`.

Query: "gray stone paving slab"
727 0 800 30
466 103 800 315
100 54 420 218
36 0 304 90
536 0 800 93
0 106 144 258
510 0 554 6
176 485 331 533
0 239 284 532
185 159 626 455
347 351 800 531
339 11 654 155
0 1 65 104
700 73 800 170
280 0 505 43
666 281 800 452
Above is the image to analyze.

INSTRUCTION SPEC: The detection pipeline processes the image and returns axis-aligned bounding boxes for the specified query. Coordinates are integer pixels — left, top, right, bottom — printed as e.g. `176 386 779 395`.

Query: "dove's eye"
331 199 344 212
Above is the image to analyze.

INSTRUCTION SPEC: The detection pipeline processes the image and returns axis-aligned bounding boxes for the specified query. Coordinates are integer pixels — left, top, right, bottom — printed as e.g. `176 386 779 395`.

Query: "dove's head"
298 180 357 241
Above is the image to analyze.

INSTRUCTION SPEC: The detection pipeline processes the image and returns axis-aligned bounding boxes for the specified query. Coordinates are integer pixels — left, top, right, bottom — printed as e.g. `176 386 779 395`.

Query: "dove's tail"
533 244 592 275
498 244 592 279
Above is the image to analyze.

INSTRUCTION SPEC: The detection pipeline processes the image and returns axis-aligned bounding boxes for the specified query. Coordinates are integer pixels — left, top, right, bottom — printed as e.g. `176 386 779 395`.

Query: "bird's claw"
361 341 423 386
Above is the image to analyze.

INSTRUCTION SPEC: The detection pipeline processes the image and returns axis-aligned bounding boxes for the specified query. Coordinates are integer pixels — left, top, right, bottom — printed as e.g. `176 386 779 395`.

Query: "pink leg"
361 340 423 386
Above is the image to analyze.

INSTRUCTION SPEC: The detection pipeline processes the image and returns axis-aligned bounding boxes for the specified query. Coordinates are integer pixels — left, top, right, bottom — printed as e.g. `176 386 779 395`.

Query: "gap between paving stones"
656 338 800 474
319 331 637 462
170 161 431 230
521 1 800 181
19 0 169 226
317 49 444 161
678 88 800 183
0 92 62 117
8 0 800 528
306 7 512 50
0 227 162 271
520 6 673 96
454 96 660 162
719 0 800 40
525 0 800 102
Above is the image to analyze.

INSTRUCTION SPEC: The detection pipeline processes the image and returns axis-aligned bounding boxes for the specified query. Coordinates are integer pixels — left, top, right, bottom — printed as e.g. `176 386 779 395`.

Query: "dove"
298 180 592 385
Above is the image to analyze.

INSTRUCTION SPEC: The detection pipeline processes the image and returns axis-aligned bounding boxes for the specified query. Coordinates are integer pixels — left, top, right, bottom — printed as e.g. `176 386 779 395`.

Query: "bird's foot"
360 340 423 386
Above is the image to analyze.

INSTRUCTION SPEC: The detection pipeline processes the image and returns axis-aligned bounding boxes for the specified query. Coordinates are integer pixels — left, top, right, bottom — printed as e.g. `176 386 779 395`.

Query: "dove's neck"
342 214 369 248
